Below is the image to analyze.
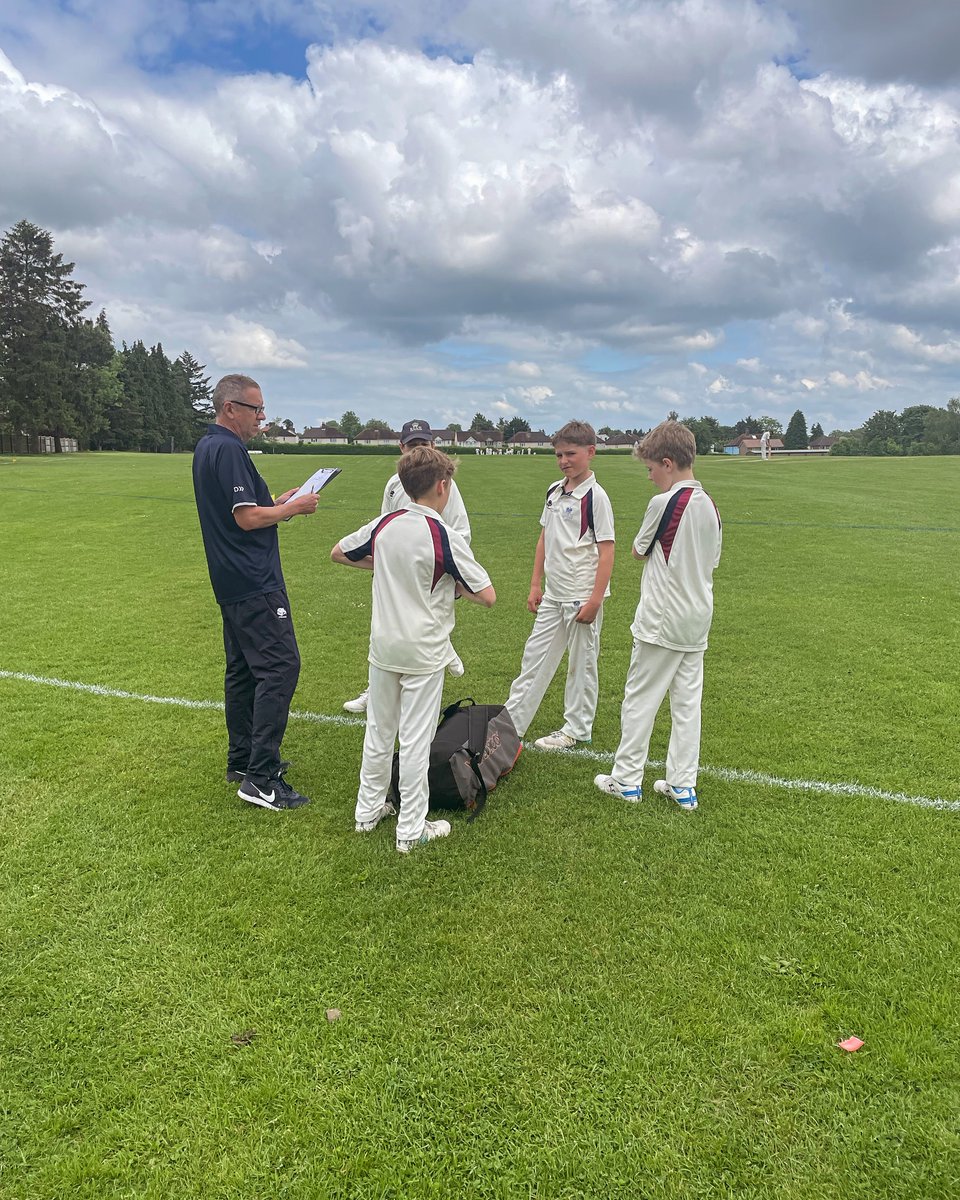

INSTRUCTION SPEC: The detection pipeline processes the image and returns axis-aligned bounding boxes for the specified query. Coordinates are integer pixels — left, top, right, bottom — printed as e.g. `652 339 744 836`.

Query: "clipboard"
289 466 341 502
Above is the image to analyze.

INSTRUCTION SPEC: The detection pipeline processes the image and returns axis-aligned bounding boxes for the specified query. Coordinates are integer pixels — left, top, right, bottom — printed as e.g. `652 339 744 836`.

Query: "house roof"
463 428 502 443
301 425 344 439
355 427 399 441
508 430 550 444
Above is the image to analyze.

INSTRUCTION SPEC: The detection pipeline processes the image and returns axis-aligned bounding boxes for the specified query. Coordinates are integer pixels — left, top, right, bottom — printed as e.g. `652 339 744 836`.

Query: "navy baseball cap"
400 419 432 444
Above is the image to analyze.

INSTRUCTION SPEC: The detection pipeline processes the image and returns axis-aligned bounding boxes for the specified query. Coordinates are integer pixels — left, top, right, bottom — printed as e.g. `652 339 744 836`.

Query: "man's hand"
275 487 299 503
527 585 544 614
283 493 319 517
575 599 601 624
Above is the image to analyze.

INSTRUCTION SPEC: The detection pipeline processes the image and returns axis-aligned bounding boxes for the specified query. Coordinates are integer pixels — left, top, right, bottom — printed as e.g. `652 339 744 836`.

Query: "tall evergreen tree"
0 219 88 448
64 309 119 448
784 409 809 449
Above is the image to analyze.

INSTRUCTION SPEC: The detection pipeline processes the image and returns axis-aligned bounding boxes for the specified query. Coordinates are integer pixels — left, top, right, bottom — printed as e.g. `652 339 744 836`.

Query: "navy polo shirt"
192 423 285 605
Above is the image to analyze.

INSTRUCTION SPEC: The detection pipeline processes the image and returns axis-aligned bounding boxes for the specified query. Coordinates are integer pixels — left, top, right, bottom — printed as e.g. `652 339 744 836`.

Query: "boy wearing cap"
594 420 722 812
342 419 472 713
332 447 495 853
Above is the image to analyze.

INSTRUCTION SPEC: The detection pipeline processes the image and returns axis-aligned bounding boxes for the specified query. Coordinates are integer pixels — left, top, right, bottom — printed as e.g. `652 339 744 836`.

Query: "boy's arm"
455 582 496 607
575 540 615 624
527 531 546 613
331 542 373 569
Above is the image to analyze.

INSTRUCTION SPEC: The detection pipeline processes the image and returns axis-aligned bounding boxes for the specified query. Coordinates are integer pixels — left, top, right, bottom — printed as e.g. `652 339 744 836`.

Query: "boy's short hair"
552 420 597 448
636 420 696 469
397 445 457 502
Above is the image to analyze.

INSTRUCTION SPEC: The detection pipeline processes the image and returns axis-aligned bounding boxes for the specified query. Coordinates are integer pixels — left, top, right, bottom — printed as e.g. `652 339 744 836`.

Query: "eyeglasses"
230 399 266 416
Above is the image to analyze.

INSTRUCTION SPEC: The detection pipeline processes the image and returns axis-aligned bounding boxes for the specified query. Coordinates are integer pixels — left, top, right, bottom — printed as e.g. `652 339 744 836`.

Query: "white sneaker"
654 780 699 811
594 774 642 803
355 800 397 832
446 652 465 677
343 689 368 713
534 730 584 751
397 819 451 854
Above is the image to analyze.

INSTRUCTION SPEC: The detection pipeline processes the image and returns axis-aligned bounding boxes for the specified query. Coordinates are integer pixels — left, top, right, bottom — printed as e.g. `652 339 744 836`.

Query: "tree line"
282 410 533 442
0 219 213 453
604 402 960 456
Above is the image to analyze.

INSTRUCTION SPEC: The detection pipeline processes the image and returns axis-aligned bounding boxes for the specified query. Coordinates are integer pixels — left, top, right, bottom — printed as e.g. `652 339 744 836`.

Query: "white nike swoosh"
256 789 276 803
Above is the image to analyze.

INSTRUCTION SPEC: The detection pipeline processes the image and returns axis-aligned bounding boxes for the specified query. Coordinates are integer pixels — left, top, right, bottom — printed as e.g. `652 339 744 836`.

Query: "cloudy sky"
2 0 960 433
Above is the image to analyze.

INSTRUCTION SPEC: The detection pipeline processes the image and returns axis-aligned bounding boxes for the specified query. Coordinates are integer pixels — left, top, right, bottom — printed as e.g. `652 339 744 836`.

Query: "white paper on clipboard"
290 466 341 502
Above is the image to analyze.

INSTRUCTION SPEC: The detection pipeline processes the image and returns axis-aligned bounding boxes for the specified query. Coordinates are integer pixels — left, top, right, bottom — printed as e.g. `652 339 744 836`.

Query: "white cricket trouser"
505 597 603 740
612 639 704 789
356 664 446 842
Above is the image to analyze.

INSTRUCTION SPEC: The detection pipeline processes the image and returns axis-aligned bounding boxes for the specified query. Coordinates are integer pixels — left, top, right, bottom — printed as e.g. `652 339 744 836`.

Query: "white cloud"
206 318 308 369
1 1 960 430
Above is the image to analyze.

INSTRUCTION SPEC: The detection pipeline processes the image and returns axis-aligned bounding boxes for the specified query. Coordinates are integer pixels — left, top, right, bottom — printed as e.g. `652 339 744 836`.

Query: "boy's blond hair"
635 420 696 469
552 420 597 448
397 445 457 502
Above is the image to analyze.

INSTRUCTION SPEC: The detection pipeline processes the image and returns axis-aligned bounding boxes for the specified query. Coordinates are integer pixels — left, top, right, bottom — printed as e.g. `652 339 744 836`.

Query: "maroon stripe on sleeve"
659 488 693 563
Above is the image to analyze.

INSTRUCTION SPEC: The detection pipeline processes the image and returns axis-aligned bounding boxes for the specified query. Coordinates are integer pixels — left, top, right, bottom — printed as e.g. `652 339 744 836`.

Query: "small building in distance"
508 430 552 450
809 435 838 451
461 429 502 449
724 434 785 456
261 423 300 444
354 427 398 446
597 433 638 451
301 425 349 445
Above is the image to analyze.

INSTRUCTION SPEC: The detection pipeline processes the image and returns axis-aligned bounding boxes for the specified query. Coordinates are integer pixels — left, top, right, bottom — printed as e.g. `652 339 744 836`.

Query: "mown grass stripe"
3 667 956 813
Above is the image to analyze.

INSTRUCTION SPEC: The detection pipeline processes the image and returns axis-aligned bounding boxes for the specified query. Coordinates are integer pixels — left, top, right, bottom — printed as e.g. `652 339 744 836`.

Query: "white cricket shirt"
540 471 615 602
339 503 491 674
631 479 722 651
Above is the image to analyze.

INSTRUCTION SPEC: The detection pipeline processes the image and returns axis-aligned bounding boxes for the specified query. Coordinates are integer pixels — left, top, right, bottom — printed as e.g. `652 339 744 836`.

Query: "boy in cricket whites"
594 420 722 811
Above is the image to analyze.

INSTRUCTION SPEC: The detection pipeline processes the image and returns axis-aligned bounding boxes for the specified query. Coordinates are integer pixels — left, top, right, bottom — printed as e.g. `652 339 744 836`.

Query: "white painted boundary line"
0 670 365 729
2 668 958 813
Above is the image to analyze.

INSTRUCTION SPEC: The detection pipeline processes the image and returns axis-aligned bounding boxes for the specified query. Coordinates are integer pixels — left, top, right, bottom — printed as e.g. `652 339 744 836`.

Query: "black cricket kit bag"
389 699 522 819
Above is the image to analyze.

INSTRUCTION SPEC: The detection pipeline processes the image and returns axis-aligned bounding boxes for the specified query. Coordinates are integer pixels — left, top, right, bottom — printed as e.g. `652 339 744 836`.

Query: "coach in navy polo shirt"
193 374 318 811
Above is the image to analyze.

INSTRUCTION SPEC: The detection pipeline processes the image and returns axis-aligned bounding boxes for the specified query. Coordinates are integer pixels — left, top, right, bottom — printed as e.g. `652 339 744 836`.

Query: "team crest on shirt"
276 607 288 619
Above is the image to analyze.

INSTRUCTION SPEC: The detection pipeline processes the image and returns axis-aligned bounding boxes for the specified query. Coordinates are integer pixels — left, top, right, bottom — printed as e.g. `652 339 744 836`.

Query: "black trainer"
238 773 310 810
226 759 290 784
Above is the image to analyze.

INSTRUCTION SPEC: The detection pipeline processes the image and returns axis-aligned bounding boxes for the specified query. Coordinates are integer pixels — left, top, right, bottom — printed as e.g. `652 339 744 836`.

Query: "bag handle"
464 702 488 821
439 696 475 724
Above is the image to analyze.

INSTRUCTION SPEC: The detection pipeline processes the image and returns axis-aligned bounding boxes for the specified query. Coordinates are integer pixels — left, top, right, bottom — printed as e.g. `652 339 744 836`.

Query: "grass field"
0 449 958 1199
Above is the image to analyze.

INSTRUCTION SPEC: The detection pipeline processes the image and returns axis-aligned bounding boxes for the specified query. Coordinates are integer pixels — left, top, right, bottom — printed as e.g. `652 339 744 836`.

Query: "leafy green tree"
810 421 824 440
860 410 899 448
783 409 808 449
733 415 761 436
898 405 936 450
0 219 88 448
447 422 462 433
502 416 531 440
758 416 783 436
923 399 960 455
340 410 362 441
682 415 723 455
363 417 394 433
471 411 496 430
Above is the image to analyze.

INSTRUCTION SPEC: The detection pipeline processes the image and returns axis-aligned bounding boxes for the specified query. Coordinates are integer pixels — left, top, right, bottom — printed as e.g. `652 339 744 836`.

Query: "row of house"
260 425 641 450
724 434 838 455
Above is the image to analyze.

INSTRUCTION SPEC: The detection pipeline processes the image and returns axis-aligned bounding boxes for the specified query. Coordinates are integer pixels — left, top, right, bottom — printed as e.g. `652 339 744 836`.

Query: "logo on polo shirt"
234 486 244 493
276 607 288 618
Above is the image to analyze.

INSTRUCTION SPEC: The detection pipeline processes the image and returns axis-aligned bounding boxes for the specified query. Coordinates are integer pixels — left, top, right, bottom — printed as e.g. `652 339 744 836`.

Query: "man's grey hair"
212 374 261 414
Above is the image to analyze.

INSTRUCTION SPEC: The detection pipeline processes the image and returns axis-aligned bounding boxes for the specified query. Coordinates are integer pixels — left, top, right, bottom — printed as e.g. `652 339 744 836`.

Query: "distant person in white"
760 430 771 460
332 447 495 854
343 419 472 714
